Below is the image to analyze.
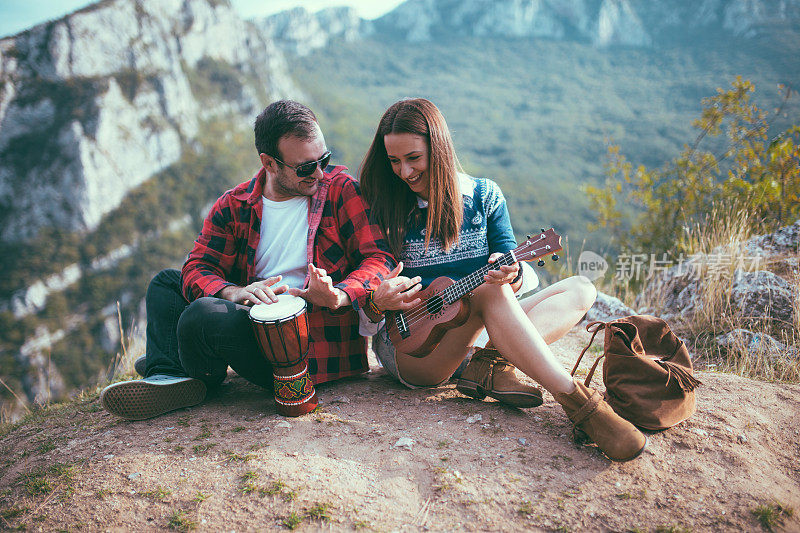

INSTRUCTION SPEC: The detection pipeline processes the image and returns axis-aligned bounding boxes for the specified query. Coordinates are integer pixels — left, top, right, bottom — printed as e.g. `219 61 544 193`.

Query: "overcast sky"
0 0 405 38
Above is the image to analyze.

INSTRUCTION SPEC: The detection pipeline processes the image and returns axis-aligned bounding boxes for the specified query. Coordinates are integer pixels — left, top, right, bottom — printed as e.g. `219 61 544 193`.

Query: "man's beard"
275 168 318 198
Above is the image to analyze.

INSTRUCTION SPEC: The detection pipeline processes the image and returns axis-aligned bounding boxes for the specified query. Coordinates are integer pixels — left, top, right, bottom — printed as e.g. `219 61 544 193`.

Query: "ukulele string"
395 243 547 328
398 250 537 329
397 255 514 327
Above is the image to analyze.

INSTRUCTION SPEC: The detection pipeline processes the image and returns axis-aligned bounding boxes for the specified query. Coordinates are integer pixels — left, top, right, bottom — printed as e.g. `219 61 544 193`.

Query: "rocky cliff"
252 0 800 55
0 0 298 243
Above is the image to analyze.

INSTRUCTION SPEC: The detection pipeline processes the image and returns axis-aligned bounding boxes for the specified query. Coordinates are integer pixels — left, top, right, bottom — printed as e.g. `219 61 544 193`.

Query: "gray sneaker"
134 355 147 377
100 375 207 420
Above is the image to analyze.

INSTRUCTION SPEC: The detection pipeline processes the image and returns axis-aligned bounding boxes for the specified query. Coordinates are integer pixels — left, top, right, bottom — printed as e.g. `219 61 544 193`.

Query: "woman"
359 98 646 461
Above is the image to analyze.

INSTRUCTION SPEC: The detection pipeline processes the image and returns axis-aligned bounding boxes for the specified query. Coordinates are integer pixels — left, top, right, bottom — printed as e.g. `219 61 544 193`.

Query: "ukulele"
386 228 563 357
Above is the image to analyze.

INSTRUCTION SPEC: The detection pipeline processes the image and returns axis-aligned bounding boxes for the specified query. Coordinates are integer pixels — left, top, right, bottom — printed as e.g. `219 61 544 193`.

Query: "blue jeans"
144 269 273 390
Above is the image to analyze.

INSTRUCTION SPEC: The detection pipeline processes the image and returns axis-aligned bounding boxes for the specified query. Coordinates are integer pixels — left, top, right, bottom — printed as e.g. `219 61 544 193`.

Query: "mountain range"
0 0 797 420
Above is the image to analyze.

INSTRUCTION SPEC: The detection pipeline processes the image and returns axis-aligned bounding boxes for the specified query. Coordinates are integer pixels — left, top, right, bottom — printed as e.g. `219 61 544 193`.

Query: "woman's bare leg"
395 305 487 387
519 276 596 343
396 283 576 394
484 275 596 348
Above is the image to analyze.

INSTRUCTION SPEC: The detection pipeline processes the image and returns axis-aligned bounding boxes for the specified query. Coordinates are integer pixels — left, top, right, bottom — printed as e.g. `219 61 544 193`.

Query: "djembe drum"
249 295 318 417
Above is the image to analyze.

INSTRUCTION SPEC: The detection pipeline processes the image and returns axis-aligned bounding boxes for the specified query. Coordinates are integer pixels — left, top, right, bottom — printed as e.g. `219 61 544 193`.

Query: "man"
100 100 395 420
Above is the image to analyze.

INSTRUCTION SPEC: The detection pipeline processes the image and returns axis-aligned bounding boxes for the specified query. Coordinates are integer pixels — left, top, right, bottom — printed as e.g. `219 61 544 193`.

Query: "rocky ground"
1 328 799 532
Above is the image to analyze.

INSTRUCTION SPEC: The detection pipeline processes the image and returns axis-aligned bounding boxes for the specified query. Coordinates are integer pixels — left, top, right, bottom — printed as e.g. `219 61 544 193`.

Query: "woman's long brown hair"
359 98 463 258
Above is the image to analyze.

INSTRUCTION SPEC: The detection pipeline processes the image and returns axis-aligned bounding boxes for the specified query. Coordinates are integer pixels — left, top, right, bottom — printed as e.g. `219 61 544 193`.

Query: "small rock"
331 396 350 404
453 470 463 482
690 427 708 437
276 420 292 429
737 434 748 444
103 454 114 459
394 437 414 450
466 414 482 424
518 438 527 446
533 415 542 422
127 472 140 480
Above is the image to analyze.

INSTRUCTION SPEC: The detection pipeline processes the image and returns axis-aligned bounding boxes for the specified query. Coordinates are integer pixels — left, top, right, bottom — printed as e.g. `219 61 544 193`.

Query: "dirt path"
1 329 799 532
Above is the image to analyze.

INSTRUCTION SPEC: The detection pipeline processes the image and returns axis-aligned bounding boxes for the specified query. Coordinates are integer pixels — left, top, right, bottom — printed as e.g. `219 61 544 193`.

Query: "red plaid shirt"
181 165 395 384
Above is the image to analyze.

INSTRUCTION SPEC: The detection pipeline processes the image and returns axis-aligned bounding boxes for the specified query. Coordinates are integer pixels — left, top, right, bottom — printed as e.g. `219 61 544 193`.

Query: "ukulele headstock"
514 228 563 265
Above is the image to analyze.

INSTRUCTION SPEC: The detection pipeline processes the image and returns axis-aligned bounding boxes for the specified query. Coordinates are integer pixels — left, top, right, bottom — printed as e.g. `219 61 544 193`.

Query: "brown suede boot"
457 348 543 408
554 379 648 462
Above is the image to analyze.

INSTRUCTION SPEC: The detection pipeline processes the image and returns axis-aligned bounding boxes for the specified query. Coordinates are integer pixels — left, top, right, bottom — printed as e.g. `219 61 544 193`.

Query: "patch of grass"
223 450 254 464
21 473 52 496
306 502 331 521
166 510 197 532
264 480 286 495
240 471 258 482
353 519 372 530
240 482 258 494
172 446 185 453
191 443 216 455
143 486 172 501
282 511 303 530
655 526 692 533
0 505 28 519
18 462 78 497
192 425 212 441
36 438 56 454
238 472 259 494
193 491 209 502
517 500 534 517
282 489 298 502
751 501 794 531
231 426 246 433
617 489 647 501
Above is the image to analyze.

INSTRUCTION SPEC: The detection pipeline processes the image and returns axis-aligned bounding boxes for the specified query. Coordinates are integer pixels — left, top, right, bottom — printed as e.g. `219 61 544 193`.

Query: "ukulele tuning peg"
526 234 531 240
540 228 545 234
537 259 545 267
552 254 559 262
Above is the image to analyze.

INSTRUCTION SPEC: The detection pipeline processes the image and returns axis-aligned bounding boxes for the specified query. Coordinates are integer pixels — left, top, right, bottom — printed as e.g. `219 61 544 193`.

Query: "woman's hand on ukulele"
219 276 288 305
484 253 519 285
372 262 423 311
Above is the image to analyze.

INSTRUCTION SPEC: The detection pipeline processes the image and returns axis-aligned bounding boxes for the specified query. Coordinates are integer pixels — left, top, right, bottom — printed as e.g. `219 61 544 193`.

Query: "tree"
586 77 799 256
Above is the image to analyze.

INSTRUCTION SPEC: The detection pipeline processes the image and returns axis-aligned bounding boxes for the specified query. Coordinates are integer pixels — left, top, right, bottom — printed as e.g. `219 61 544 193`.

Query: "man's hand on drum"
218 276 288 305
371 262 423 311
287 264 350 309
484 253 519 285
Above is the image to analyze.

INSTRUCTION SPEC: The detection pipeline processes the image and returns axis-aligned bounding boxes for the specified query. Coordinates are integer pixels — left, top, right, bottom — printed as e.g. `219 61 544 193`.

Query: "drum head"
249 294 307 322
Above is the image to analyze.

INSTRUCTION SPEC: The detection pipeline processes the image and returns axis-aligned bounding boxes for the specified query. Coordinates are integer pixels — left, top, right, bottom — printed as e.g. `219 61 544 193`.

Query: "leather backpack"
572 314 701 431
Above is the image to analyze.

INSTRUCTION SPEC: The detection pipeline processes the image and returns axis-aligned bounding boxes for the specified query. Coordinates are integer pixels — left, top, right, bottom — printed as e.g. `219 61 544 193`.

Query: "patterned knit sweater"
400 174 517 287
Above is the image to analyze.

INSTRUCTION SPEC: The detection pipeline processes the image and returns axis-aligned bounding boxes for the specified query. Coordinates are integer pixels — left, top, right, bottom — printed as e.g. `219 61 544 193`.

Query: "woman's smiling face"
384 133 430 200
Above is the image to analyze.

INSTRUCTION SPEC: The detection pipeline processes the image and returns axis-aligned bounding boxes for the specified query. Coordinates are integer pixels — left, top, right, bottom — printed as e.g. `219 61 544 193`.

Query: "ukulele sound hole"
426 296 444 315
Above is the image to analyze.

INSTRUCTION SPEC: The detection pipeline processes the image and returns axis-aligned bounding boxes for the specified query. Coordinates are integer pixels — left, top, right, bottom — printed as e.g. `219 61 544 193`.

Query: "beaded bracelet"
365 290 384 322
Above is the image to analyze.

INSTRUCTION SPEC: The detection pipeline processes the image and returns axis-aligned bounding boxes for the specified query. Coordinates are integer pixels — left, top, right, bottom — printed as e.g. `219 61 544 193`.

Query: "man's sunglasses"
273 150 331 178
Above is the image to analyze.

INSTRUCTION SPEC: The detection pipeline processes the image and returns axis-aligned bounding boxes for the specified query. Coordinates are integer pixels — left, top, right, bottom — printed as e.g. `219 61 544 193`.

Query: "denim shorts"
373 262 539 388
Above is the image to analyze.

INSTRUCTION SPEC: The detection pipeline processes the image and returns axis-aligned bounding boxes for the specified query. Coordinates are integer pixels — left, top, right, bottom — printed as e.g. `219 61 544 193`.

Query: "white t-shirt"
254 196 309 289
